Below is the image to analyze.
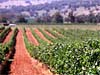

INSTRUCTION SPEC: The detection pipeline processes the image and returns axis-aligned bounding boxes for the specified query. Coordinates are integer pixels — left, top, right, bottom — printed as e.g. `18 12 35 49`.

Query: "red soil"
34 28 51 43
10 30 53 75
3 30 13 44
26 28 39 46
55 31 64 37
44 30 56 38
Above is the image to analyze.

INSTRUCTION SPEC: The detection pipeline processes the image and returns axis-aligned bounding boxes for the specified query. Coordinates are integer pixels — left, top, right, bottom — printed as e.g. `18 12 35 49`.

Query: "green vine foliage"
23 28 100 75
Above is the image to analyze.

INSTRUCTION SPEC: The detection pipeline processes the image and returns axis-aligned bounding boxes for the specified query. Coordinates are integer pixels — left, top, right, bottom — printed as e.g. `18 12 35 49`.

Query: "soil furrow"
26 28 39 46
3 30 13 44
34 28 51 43
44 30 56 38
10 30 53 75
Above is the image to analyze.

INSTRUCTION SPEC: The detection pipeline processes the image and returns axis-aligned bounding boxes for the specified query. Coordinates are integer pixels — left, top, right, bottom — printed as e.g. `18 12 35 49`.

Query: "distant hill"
0 0 100 18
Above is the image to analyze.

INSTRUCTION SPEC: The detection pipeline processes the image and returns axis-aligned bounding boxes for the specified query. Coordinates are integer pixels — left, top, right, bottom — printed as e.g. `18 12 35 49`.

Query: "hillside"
0 0 100 23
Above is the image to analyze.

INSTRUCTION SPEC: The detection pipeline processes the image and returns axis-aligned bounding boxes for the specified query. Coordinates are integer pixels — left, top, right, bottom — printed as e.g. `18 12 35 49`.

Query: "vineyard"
0 25 100 75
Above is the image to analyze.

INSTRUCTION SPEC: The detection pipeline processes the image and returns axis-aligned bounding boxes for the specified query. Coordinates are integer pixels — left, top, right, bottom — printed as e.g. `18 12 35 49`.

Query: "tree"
96 13 100 23
75 15 88 23
88 11 97 23
68 11 75 23
1 17 7 23
52 12 63 23
17 15 27 23
35 17 42 23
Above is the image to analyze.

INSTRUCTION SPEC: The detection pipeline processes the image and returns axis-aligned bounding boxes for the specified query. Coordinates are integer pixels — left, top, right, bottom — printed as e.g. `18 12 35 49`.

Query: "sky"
0 0 95 8
0 0 61 7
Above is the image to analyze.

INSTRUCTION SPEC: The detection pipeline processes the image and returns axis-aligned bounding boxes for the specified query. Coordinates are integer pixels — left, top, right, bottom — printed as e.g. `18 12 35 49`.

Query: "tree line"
34 11 100 24
0 11 100 24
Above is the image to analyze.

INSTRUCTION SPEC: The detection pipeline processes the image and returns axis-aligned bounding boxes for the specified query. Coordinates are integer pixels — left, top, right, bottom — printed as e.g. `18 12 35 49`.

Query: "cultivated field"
0 25 100 75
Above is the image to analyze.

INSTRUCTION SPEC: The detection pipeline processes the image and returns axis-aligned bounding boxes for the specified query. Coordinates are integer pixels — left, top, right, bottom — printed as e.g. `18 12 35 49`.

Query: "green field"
23 25 100 75
0 25 100 75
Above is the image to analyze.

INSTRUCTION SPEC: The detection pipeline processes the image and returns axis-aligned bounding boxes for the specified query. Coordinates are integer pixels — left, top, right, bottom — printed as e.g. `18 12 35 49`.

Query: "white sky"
0 0 61 8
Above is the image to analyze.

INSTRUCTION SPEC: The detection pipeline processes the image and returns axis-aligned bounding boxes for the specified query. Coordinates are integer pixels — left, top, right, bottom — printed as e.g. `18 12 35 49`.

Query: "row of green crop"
45 29 60 37
28 39 100 75
38 28 67 43
45 28 64 40
0 27 11 43
37 28 57 43
30 28 48 45
24 29 100 75
23 28 37 58
0 26 5 30
0 26 5 33
24 28 100 75
0 28 18 64
53 28 100 43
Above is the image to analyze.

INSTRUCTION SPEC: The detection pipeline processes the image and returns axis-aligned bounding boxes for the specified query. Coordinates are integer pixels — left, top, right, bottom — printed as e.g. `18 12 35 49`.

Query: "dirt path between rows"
10 30 53 75
34 28 51 43
3 30 13 44
55 31 65 37
44 30 56 38
26 28 39 46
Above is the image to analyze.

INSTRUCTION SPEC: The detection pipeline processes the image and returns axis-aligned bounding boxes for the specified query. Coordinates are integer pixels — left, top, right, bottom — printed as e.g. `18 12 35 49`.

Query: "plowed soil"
44 30 55 38
34 28 51 43
3 30 13 44
55 31 64 37
10 30 53 75
26 28 39 46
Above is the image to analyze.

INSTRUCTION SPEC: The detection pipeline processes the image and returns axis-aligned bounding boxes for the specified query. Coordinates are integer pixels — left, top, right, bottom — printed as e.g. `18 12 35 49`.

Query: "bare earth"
10 30 53 75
